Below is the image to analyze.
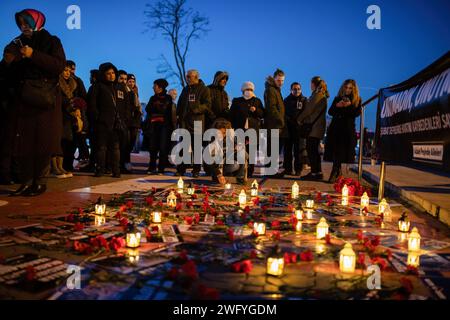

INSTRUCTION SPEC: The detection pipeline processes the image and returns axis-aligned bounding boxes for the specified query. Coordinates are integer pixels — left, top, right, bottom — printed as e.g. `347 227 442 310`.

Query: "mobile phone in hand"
13 38 23 48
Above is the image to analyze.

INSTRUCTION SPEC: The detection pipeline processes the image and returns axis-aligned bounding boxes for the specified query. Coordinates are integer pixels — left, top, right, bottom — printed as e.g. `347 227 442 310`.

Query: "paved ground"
354 163 450 226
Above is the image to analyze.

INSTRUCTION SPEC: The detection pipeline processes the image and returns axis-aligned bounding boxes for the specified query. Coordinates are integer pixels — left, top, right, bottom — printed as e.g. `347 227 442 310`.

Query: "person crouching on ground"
204 118 248 186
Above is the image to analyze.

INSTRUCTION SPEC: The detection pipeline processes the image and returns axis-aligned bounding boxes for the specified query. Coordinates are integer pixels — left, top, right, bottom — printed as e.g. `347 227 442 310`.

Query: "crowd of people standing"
0 8 363 196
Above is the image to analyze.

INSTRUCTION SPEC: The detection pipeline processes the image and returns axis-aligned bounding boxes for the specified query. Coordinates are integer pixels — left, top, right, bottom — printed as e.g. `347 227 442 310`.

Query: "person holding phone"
324 79 362 183
1 9 66 196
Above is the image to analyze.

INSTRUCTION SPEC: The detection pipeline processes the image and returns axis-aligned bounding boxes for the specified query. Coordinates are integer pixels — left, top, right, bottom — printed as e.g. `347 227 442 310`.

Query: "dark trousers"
306 137 322 174
128 127 139 155
17 154 50 185
119 128 130 169
96 125 121 175
61 138 76 171
149 124 170 171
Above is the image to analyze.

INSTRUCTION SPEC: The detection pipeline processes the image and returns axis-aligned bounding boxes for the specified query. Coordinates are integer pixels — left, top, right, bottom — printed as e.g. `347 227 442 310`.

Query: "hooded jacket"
264 76 287 137
208 71 230 122
177 79 213 133
88 62 130 131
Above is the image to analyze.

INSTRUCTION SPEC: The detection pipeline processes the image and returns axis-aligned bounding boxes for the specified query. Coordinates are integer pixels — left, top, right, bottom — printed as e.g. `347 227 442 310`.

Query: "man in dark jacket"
2 9 66 196
89 62 130 178
207 71 229 126
176 69 213 177
284 82 308 176
264 68 287 177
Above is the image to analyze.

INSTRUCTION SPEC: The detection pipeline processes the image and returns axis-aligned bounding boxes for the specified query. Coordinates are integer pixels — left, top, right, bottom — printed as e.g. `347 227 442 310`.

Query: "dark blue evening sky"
1 0 449 130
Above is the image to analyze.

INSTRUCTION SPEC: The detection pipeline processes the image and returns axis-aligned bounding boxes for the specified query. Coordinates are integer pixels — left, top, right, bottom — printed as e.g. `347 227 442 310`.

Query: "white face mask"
243 91 253 100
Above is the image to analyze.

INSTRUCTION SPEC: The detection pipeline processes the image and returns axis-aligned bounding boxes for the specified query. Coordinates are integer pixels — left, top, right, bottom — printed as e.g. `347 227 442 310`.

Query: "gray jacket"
297 90 328 139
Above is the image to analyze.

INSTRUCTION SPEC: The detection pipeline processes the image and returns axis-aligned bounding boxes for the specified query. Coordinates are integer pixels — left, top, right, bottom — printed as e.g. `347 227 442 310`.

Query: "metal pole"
378 161 386 201
358 106 365 181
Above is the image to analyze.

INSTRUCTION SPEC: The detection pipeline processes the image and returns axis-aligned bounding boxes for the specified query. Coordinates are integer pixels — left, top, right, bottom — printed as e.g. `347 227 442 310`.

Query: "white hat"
241 81 255 92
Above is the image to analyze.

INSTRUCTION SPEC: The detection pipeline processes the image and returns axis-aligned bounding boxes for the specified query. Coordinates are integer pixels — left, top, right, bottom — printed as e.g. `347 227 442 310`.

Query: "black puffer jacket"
88 62 130 131
177 79 213 133
208 71 229 123
284 93 308 137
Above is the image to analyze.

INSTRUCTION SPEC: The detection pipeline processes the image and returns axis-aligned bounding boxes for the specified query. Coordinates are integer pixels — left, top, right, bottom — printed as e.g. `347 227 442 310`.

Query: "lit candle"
407 252 420 268
291 182 299 199
126 231 141 248
187 183 195 195
152 211 162 224
398 212 410 233
266 246 284 277
95 197 106 215
342 184 349 197
378 198 388 215
316 217 329 239
341 196 349 206
251 180 258 197
408 227 421 252
177 177 184 194
306 209 313 220
295 209 303 220
305 199 314 209
360 192 370 208
239 189 247 208
225 183 232 191
339 243 356 273
253 222 266 236
167 191 177 208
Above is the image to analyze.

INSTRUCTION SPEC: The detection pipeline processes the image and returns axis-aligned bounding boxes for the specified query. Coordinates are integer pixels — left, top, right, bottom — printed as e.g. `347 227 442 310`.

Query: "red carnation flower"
300 250 314 262
271 220 281 229
196 284 220 300
240 260 253 274
184 216 193 225
73 222 84 232
181 260 198 280
228 228 235 241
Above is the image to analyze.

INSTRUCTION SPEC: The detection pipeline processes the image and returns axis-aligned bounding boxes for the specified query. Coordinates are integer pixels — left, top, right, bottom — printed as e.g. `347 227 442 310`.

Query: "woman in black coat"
324 79 362 183
230 81 264 177
1 9 66 196
143 79 174 174
89 62 130 178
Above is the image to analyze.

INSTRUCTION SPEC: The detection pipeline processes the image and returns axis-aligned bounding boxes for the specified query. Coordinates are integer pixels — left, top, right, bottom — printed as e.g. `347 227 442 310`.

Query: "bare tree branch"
144 0 210 88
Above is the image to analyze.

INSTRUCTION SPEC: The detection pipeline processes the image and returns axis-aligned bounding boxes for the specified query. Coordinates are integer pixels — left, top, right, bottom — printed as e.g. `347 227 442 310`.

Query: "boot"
51 157 66 178
328 164 341 183
57 157 72 178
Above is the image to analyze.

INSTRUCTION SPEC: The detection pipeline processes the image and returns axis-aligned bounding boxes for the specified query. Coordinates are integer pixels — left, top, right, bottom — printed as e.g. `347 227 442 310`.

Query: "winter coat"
0 29 66 158
143 92 174 151
263 76 287 137
88 63 130 133
177 79 213 133
324 95 361 163
230 96 264 131
297 90 328 139
59 75 78 141
208 71 230 123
